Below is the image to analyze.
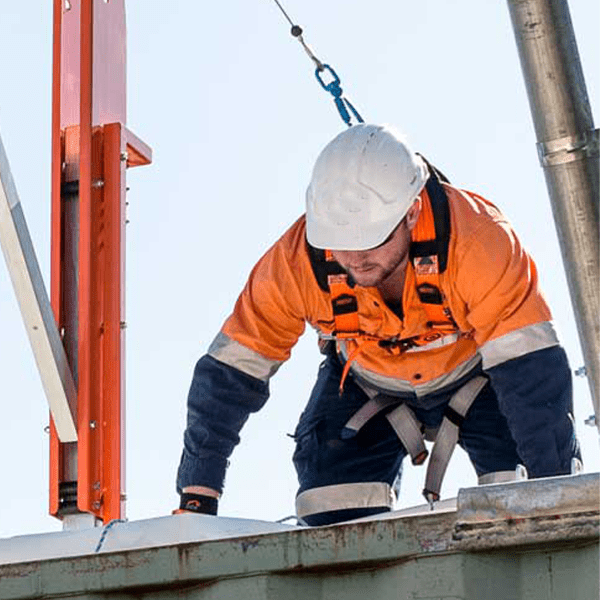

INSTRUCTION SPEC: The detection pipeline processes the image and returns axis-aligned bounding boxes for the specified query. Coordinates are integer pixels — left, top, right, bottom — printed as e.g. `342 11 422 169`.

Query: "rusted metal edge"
452 473 600 551
2 497 599 599
453 509 600 551
0 513 455 598
456 473 600 522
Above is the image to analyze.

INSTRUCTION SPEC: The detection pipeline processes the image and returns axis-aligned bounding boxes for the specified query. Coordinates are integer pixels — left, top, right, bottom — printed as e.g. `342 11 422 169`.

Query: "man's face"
330 200 421 288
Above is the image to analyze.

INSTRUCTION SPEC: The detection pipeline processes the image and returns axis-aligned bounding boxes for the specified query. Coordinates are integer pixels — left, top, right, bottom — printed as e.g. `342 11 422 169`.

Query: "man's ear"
405 197 422 231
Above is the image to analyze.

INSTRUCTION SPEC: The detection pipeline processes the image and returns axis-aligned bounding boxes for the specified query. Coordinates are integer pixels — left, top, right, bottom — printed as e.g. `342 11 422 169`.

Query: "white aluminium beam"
0 131 77 442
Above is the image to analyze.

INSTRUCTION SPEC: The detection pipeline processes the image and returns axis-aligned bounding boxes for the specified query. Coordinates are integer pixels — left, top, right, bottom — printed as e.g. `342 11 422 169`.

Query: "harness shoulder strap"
306 242 360 337
409 167 451 273
410 168 456 331
306 243 347 292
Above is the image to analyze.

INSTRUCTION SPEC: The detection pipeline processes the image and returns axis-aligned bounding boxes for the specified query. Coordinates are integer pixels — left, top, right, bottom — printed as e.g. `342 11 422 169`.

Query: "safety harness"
307 168 506 508
340 375 488 507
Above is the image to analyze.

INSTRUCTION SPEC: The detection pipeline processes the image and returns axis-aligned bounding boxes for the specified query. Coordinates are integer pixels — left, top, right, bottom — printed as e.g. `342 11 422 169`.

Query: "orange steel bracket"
50 0 151 524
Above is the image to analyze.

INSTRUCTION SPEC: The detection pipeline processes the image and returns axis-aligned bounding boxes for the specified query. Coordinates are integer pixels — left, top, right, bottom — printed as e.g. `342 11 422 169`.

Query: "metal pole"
51 0 151 526
507 0 599 428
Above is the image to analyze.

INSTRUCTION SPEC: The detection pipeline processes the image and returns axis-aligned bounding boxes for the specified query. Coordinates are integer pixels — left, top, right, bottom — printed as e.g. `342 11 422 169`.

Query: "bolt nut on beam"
537 129 600 167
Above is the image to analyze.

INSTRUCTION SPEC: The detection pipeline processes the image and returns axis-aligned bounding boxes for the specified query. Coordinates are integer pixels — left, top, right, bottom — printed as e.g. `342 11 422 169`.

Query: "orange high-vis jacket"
208 183 558 397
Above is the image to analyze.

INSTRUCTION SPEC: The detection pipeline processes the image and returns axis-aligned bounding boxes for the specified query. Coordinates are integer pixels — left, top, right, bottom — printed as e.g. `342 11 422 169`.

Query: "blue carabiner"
315 64 342 95
314 64 364 127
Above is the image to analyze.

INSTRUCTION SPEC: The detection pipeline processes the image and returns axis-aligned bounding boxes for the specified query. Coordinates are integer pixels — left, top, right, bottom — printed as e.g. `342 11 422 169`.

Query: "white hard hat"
306 124 429 250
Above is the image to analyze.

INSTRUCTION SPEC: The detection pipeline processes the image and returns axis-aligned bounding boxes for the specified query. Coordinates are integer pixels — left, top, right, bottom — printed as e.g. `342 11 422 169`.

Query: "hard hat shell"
306 124 429 251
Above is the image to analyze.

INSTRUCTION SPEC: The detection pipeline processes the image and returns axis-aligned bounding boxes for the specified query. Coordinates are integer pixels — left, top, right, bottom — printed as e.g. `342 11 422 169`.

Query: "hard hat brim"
306 213 407 251
305 124 429 251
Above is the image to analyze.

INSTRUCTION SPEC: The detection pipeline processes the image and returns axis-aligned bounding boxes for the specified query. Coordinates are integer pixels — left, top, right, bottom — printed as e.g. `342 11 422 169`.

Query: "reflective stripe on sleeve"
207 332 284 382
296 482 394 519
479 321 559 369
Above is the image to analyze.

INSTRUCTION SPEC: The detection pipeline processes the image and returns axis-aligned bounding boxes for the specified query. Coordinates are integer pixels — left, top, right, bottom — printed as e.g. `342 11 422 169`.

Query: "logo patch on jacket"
414 255 439 275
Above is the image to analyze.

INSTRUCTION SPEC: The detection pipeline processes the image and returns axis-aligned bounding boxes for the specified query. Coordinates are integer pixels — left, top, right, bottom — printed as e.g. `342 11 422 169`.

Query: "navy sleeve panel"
176 355 270 494
486 345 581 478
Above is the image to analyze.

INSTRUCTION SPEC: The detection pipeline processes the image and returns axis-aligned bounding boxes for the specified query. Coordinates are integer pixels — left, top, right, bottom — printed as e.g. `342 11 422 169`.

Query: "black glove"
178 492 218 515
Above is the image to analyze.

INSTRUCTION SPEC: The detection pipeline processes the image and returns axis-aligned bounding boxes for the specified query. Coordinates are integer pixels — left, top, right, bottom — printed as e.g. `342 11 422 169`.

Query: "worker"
176 124 581 525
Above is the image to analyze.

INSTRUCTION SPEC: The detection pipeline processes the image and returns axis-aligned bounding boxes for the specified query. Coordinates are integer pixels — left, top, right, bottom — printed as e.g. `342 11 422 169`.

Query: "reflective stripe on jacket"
210 183 557 395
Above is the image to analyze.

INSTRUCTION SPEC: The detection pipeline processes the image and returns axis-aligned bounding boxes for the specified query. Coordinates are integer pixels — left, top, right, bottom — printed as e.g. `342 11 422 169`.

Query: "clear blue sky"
0 0 598 537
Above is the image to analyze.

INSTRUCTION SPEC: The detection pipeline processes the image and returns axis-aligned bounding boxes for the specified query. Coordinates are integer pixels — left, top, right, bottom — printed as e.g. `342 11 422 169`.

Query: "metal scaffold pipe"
507 0 599 428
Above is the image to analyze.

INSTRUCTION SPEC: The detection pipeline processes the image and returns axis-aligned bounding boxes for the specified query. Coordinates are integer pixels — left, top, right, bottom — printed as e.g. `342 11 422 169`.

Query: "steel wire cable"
266 0 364 126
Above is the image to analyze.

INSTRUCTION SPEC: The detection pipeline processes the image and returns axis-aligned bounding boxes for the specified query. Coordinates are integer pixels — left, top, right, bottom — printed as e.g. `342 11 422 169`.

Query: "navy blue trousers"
293 356 522 525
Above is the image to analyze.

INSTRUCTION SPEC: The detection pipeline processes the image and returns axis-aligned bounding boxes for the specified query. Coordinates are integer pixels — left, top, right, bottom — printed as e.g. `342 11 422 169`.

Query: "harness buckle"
413 450 429 466
378 336 419 353
423 490 439 511
423 490 440 510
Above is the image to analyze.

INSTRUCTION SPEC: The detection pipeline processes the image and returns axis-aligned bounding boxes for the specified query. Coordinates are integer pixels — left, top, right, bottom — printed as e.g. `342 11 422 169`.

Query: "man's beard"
348 253 407 288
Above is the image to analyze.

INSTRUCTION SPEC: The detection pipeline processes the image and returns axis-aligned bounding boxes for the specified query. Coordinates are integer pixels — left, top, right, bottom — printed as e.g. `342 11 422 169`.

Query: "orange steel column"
50 0 151 523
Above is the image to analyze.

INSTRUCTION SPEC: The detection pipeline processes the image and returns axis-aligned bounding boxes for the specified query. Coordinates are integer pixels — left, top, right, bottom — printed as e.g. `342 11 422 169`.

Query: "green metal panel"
1 524 597 600
0 475 598 600
463 553 522 600
519 546 600 600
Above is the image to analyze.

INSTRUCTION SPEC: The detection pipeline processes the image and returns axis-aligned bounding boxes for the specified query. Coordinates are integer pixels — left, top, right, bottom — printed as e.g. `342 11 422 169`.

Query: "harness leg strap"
423 376 488 507
342 393 429 465
341 395 400 439
385 404 428 465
